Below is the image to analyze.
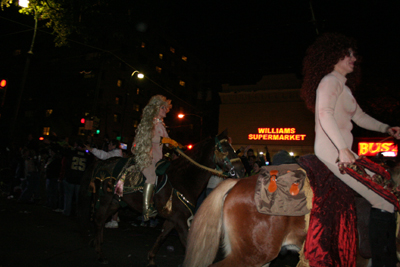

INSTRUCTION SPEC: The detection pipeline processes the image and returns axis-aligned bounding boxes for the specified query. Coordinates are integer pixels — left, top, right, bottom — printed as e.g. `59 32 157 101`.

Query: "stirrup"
143 207 157 222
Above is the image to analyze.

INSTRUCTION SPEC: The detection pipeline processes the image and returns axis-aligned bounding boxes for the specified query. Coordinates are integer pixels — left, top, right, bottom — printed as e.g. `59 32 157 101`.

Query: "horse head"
215 129 245 178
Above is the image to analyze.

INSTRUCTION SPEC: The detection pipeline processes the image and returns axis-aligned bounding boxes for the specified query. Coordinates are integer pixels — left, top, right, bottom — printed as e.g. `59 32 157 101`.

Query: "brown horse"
183 164 400 267
80 130 245 266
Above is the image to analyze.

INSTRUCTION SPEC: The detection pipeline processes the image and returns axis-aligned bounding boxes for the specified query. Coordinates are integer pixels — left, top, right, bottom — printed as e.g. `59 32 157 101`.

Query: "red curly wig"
301 32 361 112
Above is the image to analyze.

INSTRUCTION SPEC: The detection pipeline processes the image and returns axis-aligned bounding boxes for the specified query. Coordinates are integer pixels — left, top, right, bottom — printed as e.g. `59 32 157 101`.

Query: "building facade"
218 73 315 161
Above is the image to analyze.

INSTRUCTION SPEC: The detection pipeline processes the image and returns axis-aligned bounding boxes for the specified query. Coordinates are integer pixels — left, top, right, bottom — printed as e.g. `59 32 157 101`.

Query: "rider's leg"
142 183 157 221
319 158 398 265
142 165 157 222
369 208 398 267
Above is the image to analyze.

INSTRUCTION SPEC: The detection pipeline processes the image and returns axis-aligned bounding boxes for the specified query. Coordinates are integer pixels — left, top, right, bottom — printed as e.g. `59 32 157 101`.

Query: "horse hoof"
98 258 109 264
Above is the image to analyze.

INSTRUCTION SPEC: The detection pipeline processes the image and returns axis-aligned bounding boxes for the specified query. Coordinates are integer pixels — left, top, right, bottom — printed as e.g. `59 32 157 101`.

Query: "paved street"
0 197 185 267
0 196 298 267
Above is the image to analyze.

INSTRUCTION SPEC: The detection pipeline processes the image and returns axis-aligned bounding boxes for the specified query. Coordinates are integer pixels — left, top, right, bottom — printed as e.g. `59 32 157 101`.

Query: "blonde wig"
132 95 172 171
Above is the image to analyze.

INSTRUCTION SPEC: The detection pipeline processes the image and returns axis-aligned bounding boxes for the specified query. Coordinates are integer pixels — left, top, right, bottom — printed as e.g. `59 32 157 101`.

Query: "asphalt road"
0 198 185 267
0 197 298 267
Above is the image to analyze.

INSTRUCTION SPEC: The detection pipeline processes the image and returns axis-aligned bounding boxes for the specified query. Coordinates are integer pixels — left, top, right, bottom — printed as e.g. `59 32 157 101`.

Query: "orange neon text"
358 142 398 156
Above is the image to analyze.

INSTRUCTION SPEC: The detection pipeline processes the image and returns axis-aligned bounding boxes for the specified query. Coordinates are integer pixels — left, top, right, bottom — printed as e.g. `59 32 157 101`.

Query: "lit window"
159 53 163 59
45 109 53 117
136 88 140 95
113 114 121 123
115 97 120 105
141 42 146 48
117 79 122 87
133 120 138 128
156 66 162 73
182 56 187 61
43 127 50 135
179 80 186 87
133 104 139 112
170 47 175 53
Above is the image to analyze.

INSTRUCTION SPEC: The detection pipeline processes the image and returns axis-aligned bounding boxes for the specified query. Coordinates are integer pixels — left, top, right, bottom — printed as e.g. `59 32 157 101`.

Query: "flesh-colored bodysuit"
314 70 393 212
142 119 169 184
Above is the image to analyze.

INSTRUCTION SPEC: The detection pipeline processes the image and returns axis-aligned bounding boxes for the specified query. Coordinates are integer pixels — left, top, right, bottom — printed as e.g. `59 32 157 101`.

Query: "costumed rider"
132 95 172 221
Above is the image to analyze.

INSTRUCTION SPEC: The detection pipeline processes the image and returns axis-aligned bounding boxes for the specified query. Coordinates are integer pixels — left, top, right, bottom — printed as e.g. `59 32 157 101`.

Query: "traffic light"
80 118 85 124
187 144 193 150
95 129 100 134
0 79 7 107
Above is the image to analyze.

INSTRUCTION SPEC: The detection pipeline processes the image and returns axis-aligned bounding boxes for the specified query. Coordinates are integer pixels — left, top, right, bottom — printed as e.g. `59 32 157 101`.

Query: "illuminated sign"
358 142 398 157
248 128 306 141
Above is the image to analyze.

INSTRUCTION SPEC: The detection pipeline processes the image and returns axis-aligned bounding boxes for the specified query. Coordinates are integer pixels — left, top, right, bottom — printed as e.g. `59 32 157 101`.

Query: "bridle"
214 137 242 178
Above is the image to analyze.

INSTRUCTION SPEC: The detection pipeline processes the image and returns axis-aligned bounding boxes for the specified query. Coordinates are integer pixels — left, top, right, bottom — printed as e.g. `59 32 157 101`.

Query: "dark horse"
80 129 245 266
183 159 400 267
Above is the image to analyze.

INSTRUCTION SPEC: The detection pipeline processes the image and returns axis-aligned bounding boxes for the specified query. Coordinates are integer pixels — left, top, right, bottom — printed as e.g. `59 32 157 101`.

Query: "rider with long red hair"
301 32 400 266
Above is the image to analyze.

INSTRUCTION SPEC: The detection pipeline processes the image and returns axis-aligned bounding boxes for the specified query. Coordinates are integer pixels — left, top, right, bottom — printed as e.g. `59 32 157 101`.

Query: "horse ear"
218 128 228 139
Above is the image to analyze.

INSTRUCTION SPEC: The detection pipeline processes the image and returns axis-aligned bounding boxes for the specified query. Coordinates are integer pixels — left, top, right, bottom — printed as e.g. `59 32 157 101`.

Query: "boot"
143 183 157 222
369 208 398 267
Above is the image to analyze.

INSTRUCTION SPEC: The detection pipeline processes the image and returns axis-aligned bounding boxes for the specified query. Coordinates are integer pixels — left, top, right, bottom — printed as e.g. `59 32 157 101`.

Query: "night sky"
2 1 400 77
1 0 399 85
1 0 399 138
162 0 400 84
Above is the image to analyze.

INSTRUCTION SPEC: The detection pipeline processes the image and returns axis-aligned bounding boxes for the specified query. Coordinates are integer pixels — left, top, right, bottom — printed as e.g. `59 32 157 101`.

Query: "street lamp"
19 0 29 7
177 113 203 141
120 70 144 139
131 70 144 79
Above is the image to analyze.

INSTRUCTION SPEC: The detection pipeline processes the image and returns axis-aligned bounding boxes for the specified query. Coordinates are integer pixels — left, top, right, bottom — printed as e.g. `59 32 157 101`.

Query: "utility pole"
309 1 319 35
10 8 38 139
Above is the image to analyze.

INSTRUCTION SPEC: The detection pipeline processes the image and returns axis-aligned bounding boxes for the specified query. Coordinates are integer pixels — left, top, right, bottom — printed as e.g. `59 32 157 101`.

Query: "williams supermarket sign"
248 128 306 141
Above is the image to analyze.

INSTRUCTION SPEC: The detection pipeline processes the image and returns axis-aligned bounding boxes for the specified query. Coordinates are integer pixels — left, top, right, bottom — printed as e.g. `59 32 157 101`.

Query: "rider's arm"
352 103 389 133
317 75 347 151
90 148 121 160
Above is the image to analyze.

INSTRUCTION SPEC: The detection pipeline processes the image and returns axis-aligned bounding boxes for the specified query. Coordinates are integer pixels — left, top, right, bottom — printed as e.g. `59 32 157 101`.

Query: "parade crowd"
1 131 282 219
2 133 128 219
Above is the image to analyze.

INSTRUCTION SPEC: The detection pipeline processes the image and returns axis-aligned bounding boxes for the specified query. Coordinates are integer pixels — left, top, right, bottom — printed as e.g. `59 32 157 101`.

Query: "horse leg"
93 195 120 264
147 219 176 266
170 212 190 247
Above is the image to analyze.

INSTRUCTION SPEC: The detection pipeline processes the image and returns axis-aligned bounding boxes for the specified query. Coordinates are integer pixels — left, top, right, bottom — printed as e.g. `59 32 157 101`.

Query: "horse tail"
183 178 239 267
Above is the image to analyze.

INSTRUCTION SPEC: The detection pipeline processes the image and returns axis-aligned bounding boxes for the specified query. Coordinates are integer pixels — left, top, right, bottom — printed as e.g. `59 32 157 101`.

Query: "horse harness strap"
214 137 239 178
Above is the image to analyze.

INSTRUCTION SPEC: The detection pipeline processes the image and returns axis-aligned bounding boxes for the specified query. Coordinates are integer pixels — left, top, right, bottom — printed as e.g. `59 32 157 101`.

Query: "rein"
172 138 240 178
174 147 227 177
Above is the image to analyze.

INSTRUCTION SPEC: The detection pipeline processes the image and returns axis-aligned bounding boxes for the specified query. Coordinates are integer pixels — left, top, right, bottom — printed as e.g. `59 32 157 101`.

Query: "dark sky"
1 0 399 84
162 0 400 83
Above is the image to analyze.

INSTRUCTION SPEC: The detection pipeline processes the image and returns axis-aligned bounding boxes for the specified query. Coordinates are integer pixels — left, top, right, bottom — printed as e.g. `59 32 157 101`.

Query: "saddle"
254 163 310 216
113 158 171 195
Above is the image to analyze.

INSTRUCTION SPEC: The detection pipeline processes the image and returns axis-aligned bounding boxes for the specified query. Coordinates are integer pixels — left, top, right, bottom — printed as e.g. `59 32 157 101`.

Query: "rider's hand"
387 126 400 139
338 148 356 166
